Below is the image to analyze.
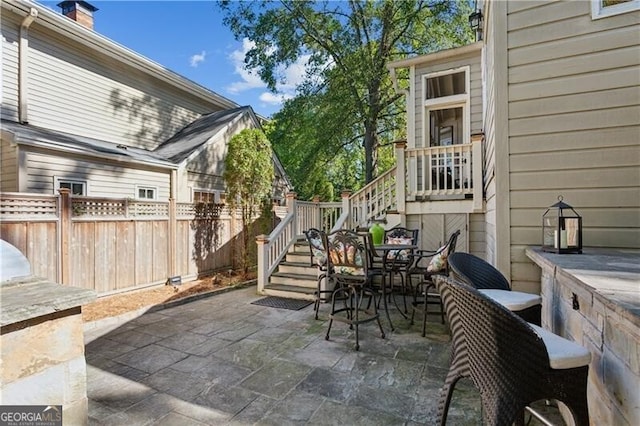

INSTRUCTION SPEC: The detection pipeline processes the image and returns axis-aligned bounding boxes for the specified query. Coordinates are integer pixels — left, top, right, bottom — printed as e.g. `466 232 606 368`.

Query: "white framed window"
592 0 640 19
193 189 225 204
136 186 156 200
54 177 86 195
422 66 471 147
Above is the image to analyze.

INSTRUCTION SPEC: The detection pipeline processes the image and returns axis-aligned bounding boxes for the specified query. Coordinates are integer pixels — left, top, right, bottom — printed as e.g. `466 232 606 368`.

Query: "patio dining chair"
434 275 591 426
447 252 542 325
303 228 334 320
408 229 460 337
323 229 385 351
381 226 420 314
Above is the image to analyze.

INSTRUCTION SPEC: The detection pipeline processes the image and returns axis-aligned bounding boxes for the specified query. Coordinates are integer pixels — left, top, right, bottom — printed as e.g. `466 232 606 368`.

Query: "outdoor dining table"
370 243 418 331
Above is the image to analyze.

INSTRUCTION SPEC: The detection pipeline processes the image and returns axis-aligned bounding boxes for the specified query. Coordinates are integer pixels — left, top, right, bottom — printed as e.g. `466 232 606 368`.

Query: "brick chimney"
57 1 98 30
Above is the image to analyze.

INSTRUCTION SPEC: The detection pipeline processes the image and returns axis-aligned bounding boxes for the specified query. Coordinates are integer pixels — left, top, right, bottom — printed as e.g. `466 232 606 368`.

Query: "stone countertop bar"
1 276 96 327
526 247 640 426
525 247 640 326
1 275 96 425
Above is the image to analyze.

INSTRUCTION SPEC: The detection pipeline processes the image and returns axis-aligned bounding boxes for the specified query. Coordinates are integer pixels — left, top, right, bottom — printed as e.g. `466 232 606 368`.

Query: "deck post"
286 192 298 236
471 133 484 211
256 234 269 294
340 190 352 229
395 140 407 215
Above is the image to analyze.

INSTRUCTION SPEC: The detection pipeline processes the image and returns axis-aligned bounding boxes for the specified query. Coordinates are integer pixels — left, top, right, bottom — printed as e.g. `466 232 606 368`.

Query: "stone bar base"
1 277 95 425
526 247 640 426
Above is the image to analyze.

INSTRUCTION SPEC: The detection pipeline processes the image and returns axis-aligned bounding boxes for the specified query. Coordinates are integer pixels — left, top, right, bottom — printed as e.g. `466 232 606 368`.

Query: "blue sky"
40 0 298 118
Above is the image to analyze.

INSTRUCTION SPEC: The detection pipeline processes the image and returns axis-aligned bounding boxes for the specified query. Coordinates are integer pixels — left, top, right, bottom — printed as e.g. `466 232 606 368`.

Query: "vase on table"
369 221 384 246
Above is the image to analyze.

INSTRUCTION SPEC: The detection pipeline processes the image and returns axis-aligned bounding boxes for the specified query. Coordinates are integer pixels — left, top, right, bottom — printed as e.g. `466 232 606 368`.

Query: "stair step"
286 252 310 263
262 284 316 301
278 261 318 275
269 272 317 288
265 283 316 295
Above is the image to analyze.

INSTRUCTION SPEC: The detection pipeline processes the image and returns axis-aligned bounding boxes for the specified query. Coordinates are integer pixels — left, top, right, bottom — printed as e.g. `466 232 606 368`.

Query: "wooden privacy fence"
0 190 247 295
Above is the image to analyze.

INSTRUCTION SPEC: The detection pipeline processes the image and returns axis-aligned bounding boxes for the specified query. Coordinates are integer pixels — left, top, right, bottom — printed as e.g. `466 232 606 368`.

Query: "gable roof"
153 106 259 164
1 120 176 169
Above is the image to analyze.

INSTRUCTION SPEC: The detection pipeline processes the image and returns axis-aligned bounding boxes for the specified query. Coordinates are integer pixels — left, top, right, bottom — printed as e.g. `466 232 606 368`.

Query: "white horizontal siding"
507 0 640 259
23 24 217 150
1 139 18 192
468 213 486 258
1 11 20 121
25 150 171 200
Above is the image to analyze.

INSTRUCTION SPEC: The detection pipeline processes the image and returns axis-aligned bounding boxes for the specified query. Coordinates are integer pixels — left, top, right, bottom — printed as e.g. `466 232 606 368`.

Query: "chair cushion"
312 247 326 266
427 245 448 272
529 324 592 369
335 266 365 276
478 289 542 311
385 237 413 261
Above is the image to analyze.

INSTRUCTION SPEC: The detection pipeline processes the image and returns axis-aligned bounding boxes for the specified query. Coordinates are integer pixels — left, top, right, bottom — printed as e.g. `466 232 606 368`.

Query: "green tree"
219 0 473 189
223 128 275 274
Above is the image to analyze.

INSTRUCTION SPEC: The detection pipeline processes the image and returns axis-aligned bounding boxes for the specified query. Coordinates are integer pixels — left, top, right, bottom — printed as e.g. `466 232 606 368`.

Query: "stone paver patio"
84 285 554 425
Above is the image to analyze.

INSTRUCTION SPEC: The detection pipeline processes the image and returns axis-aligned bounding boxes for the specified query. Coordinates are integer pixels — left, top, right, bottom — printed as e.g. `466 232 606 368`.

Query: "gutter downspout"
19 7 38 124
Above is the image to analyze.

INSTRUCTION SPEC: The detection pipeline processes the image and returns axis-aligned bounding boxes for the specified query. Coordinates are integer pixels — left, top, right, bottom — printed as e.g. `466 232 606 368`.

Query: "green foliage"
223 128 275 273
219 0 474 193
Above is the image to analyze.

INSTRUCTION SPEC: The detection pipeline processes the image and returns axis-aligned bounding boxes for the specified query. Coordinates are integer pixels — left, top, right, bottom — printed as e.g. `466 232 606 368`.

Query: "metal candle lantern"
542 196 582 254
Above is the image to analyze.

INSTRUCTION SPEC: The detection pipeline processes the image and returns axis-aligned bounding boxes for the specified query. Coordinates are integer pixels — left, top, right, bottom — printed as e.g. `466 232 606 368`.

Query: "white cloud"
225 38 313 107
189 50 206 67
259 91 293 105
226 39 266 93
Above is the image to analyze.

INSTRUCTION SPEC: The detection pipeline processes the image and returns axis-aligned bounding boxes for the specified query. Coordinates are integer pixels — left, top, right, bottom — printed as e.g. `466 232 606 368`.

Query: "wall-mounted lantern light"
542 196 583 254
468 10 483 41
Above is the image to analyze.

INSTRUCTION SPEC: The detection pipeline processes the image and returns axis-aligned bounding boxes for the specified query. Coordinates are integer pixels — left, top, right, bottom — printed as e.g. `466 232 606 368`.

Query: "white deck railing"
348 167 397 229
257 138 483 291
406 144 473 198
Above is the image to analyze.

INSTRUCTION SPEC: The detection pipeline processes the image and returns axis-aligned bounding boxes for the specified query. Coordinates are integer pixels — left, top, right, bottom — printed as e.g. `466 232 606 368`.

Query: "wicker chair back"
448 252 511 290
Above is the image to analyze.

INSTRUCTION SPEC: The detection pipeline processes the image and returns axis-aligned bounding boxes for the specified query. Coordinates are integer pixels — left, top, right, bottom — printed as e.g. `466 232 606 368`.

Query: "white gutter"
18 7 38 124
9 133 178 170
3 0 238 110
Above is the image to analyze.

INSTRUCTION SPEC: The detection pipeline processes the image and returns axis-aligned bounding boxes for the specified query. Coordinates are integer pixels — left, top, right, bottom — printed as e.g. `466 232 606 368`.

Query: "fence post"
395 140 406 216
256 234 269 294
58 188 71 285
168 197 176 277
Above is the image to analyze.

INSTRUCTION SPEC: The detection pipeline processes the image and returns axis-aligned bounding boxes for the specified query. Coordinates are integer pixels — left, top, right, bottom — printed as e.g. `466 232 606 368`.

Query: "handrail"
348 166 397 229
269 211 297 273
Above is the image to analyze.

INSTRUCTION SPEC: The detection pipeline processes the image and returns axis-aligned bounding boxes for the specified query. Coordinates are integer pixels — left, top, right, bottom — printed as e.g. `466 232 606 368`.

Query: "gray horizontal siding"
1 140 18 192
23 23 218 150
1 11 20 121
25 150 171 200
506 0 640 268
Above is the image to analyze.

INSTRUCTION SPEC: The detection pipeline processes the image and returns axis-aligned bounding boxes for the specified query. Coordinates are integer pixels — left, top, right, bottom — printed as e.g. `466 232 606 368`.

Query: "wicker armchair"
323 229 385 351
434 275 591 426
407 229 460 337
448 252 542 326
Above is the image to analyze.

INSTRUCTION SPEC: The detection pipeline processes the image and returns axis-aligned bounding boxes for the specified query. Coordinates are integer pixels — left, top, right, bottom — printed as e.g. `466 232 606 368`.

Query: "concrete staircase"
262 237 319 301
